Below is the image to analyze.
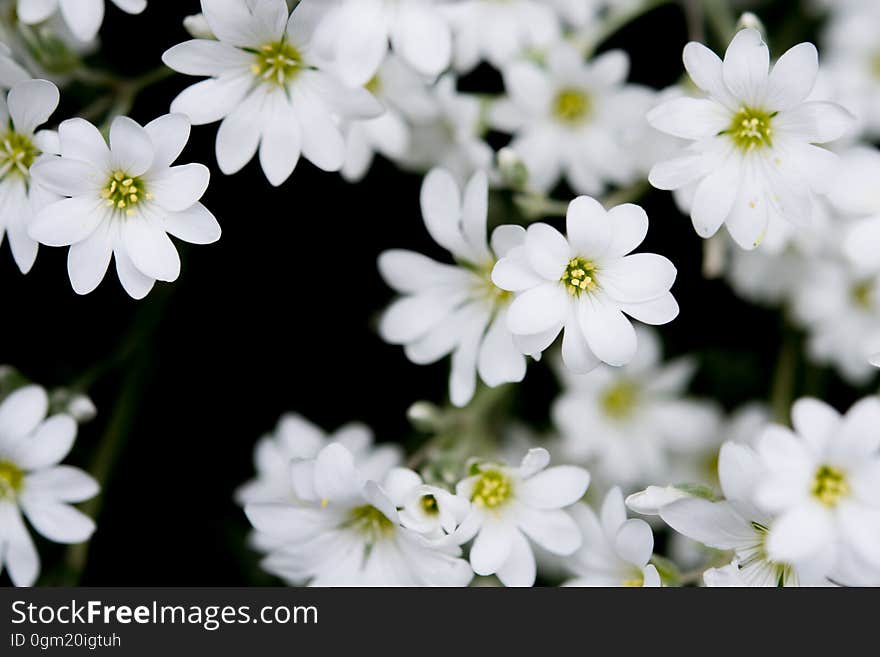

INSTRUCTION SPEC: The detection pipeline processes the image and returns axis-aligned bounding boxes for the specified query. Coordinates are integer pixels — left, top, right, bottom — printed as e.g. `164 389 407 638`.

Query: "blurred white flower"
163 0 382 186
245 443 473 586
552 328 720 488
491 44 649 195
30 114 220 299
821 4 880 139
492 196 678 372
236 413 401 506
0 385 99 587
308 0 452 86
0 79 60 274
443 0 560 72
648 28 853 249
397 74 492 183
753 397 880 585
454 448 590 586
379 168 526 406
382 467 470 538
564 487 661 587
827 147 880 275
17 0 147 43
791 257 880 384
341 55 431 182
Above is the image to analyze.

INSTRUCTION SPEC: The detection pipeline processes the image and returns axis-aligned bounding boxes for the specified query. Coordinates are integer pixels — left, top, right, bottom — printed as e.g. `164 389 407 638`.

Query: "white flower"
564 487 660 587
443 0 560 72
0 385 99 587
236 413 401 506
491 43 648 195
397 74 492 183
0 79 60 274
379 168 526 406
827 146 880 275
651 442 831 587
382 467 470 538
821 4 880 139
245 443 473 586
341 55 429 182
552 328 720 487
0 43 30 90
17 0 147 43
491 196 678 372
309 0 452 86
648 28 853 249
163 0 382 186
791 257 880 384
753 397 880 585
454 448 590 587
29 113 219 299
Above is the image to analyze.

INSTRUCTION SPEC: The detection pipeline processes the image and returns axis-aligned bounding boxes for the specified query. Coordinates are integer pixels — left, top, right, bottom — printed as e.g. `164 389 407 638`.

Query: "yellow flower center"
622 574 644 587
251 40 303 86
346 504 395 539
101 170 150 215
871 50 880 79
561 257 599 296
420 494 439 515
811 465 849 507
553 88 592 125
601 380 639 420
471 470 512 509
0 460 24 499
0 131 38 179
851 281 874 309
727 107 774 151
365 75 381 95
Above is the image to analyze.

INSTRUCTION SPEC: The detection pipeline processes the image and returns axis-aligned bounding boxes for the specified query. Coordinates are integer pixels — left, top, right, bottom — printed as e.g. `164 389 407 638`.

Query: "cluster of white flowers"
630 397 880 586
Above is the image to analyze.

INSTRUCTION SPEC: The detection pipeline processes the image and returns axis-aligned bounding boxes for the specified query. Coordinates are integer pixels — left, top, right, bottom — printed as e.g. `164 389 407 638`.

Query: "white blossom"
0 79 60 274
453 448 590 586
564 487 661 587
492 196 678 372
648 28 853 249
0 385 99 587
245 443 473 586
29 113 220 299
379 168 525 406
163 0 382 186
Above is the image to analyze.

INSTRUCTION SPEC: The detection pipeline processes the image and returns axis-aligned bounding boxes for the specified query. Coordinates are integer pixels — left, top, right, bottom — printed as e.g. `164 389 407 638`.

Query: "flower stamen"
561 257 599 296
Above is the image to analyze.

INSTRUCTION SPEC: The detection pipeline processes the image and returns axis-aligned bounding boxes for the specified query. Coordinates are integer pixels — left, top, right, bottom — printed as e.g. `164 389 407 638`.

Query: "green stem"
770 323 799 424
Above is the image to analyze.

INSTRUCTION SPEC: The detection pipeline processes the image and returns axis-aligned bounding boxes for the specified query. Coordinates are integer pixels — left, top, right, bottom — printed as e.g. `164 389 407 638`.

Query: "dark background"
1 0 860 585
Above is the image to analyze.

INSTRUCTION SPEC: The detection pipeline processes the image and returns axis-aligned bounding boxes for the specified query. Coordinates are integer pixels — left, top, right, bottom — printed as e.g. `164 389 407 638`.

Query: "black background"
1 0 862 585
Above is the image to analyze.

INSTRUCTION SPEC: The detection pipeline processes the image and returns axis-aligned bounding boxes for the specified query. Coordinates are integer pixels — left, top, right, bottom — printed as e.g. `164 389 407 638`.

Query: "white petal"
614 518 653 567
148 164 210 211
647 97 729 140
491 251 544 291
0 385 48 440
507 283 568 335
215 87 265 175
114 247 155 299
765 42 817 112
722 29 769 107
0 502 39 587
58 118 110 168
617 292 679 325
161 39 251 77
579 294 637 366
170 72 253 125
683 41 737 109
495 530 536 587
566 196 609 257
601 254 676 304
659 498 752 550
258 92 302 187
121 218 181 282
20 500 95 543
144 113 191 170
29 196 106 247
690 159 739 238
390 5 451 79
516 506 582 556
109 116 154 176
59 0 104 42
67 222 113 295
477 311 527 387
22 466 98 503
8 79 59 135
163 203 221 245
525 223 569 280
470 519 515 576
12 414 76 470
560 310 600 374
518 466 589 510
604 204 648 258
765 505 833 563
